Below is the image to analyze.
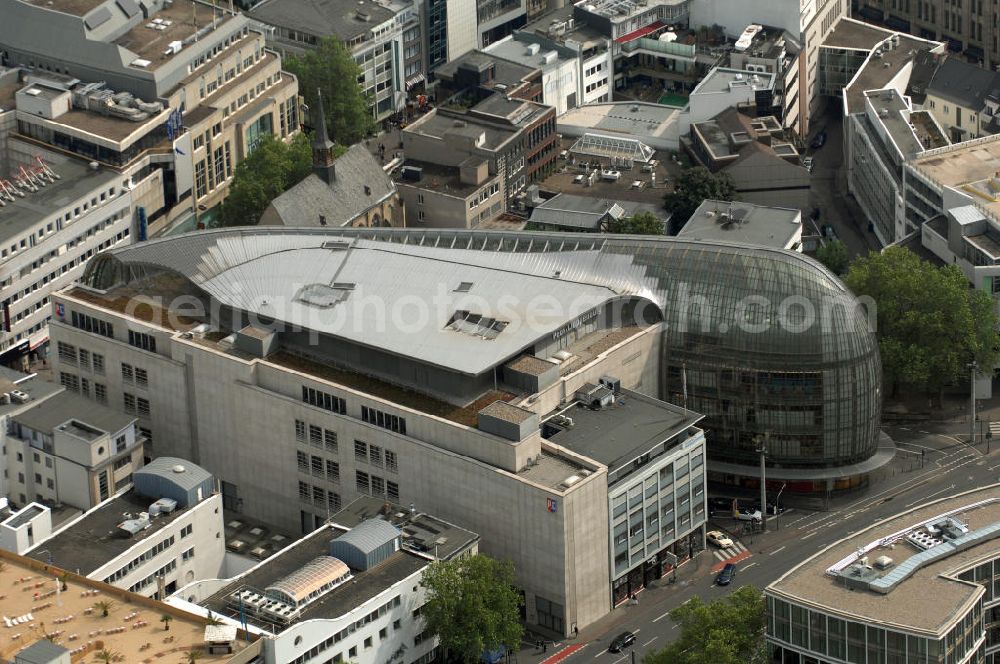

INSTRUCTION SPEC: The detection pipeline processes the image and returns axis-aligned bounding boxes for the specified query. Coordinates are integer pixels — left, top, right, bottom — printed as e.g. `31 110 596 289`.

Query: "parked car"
641 160 658 173
810 130 827 149
609 631 637 653
716 563 738 586
601 170 621 181
735 508 762 522
573 174 585 184
706 530 734 548
802 156 814 172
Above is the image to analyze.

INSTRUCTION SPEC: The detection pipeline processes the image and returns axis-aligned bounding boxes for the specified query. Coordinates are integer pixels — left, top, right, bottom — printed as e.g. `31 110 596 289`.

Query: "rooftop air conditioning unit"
8 390 29 404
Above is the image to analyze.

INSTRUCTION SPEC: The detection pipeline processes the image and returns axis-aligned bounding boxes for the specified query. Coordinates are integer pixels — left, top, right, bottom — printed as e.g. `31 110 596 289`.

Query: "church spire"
312 89 336 184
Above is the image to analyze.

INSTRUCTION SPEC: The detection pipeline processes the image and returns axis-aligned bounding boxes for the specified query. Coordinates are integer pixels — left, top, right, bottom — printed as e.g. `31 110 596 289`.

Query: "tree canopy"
284 38 373 145
419 555 523 663
607 210 665 235
664 166 736 234
816 238 849 275
844 246 1000 396
644 586 766 664
219 133 313 227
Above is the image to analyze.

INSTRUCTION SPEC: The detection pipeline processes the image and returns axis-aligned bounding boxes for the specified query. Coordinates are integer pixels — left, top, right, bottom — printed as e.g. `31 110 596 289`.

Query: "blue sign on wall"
547 498 558 513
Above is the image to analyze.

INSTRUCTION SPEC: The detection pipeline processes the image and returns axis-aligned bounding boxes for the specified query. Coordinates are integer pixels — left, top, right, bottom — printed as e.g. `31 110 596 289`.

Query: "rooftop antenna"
229 0 234 16
192 0 198 38
212 0 217 30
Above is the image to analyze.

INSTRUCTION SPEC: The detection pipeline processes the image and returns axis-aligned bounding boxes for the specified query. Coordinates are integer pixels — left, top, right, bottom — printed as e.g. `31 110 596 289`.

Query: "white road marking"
652 610 670 623
770 546 786 555
904 484 955 508
802 530 818 540
741 562 758 571
642 637 658 647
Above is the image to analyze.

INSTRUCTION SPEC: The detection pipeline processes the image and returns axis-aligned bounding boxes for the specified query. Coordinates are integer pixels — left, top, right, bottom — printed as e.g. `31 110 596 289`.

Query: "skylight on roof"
295 283 353 308
446 310 508 340
455 282 474 292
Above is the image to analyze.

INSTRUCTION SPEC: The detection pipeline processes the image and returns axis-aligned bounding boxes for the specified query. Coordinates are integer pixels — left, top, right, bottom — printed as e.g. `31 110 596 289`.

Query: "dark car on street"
716 562 738 586
810 130 828 149
609 631 637 653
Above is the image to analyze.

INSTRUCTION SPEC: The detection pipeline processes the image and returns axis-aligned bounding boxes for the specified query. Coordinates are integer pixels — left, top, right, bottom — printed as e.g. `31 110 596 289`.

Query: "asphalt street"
518 423 998 664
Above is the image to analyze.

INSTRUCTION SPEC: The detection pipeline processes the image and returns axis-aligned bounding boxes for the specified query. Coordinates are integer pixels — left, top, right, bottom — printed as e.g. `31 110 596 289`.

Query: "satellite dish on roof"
172 464 186 473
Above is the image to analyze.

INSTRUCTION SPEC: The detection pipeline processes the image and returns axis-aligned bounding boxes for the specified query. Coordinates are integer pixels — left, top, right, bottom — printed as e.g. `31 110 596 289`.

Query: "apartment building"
170 496 479 664
23 456 226 599
0 546 261 663
922 55 1000 141
766 484 1000 663
250 0 420 121
5 389 144 511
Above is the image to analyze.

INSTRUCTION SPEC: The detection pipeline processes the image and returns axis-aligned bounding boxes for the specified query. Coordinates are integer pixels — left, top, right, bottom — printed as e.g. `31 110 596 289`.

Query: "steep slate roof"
264 144 396 227
927 56 1000 109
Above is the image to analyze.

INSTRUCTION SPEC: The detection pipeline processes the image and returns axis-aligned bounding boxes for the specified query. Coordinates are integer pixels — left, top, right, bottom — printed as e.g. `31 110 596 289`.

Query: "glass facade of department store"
767 594 984 664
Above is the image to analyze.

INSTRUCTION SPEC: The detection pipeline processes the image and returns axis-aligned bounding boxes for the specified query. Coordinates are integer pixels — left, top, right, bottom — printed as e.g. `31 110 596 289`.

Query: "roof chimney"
312 88 337 185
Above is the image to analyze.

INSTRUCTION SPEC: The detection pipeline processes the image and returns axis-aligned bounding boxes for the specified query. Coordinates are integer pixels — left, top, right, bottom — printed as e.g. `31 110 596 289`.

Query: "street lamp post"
775 482 786 531
970 361 978 446
755 435 768 533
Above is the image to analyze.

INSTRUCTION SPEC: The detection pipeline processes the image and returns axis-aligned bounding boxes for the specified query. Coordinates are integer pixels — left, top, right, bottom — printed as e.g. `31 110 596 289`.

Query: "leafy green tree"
816 238 849 274
644 586 766 664
284 38 373 145
419 555 523 663
608 210 665 235
219 133 313 227
664 167 736 234
845 246 1000 397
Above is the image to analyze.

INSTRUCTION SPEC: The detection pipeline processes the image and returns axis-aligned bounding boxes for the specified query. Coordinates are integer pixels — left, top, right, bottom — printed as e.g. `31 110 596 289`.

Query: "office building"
766 484 1000 663
395 159 506 229
677 200 803 251
855 0 999 69
169 496 479 664
249 0 421 120
0 0 299 359
24 456 226 599
911 133 1000 263
423 0 478 72
0 547 261 663
403 107 536 206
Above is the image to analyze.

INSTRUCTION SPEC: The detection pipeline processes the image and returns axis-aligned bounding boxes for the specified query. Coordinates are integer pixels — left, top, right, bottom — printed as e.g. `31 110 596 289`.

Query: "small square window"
364 637 372 649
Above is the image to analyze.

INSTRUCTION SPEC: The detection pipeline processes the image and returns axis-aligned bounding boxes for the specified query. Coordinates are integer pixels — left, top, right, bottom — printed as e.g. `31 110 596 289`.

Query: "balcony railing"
621 38 696 59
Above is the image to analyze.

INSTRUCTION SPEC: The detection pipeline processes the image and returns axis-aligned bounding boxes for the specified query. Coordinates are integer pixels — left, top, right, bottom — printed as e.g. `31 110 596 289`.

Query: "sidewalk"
515 552 717 664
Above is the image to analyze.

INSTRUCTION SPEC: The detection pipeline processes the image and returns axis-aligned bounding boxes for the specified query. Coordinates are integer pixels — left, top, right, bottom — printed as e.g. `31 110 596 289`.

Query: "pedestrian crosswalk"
990 422 1000 438
713 540 749 561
